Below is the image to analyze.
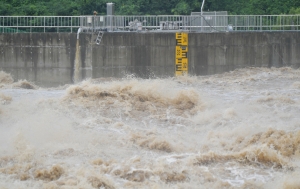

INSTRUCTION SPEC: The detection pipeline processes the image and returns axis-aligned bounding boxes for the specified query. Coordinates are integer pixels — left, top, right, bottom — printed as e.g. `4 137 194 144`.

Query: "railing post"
44 16 45 33
260 15 262 31
214 14 216 32
235 16 237 31
71 17 72 33
280 15 282 31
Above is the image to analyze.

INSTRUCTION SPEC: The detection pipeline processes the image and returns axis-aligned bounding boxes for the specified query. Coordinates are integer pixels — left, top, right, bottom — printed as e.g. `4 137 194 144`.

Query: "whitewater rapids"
0 67 300 189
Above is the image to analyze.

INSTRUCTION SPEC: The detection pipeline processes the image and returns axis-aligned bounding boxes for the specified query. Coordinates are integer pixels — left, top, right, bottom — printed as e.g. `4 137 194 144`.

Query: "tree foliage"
0 0 300 16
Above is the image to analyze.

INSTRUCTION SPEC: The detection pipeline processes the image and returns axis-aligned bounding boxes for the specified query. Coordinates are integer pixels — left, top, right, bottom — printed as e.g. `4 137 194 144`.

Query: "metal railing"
0 16 81 33
1 15 300 33
228 15 300 31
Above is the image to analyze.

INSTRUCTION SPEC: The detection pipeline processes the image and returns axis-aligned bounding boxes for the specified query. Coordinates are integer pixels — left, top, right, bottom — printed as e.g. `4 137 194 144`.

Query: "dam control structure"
1 3 300 86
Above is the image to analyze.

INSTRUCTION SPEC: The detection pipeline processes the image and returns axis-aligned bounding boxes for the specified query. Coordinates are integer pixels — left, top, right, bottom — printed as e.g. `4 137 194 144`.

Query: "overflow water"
73 39 81 83
0 68 300 188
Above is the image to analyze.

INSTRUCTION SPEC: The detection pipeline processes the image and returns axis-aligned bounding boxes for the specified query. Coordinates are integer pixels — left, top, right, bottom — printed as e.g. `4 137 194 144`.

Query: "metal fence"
228 15 300 31
1 15 300 33
0 16 81 33
190 11 228 32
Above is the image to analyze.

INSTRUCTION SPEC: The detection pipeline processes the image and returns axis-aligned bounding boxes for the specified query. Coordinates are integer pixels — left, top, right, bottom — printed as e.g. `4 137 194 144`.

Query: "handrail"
1 15 300 33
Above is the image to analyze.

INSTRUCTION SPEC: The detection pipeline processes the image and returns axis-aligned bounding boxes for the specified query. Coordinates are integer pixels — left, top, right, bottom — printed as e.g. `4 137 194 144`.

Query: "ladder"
95 31 104 45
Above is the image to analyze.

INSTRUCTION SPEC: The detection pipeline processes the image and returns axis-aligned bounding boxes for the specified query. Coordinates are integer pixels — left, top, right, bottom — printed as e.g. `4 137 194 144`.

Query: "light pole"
201 0 205 15
201 0 205 31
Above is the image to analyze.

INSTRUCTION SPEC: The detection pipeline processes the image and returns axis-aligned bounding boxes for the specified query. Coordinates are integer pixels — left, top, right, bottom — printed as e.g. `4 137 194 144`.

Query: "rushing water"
73 39 81 83
0 67 300 189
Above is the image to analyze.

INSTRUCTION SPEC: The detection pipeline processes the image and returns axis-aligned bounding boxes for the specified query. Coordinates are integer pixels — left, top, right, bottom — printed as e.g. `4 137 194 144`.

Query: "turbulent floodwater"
0 67 300 189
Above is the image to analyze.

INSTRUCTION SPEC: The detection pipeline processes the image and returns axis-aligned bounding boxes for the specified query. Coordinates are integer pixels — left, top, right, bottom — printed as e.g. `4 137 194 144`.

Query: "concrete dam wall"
0 32 300 86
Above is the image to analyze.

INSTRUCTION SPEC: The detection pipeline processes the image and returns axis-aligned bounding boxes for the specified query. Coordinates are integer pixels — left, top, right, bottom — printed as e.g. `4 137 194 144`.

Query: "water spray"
77 27 82 40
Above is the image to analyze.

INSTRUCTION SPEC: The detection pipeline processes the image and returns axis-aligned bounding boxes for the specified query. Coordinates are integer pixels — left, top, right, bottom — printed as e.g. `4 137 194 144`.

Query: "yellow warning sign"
175 46 188 58
176 33 188 46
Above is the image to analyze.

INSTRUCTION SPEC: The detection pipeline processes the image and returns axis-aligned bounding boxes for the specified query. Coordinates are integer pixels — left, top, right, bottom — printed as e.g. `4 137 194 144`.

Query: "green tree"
289 7 300 14
0 2 13 15
1 0 300 16
172 1 191 15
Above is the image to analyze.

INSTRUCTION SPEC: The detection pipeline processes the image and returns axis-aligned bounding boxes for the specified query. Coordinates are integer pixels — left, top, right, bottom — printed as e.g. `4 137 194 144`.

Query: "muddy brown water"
0 67 300 189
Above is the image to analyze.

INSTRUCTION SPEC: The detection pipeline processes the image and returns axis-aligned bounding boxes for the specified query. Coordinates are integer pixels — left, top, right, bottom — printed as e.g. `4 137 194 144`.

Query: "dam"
0 31 300 86
2 8 300 86
1 11 300 189
1 9 300 86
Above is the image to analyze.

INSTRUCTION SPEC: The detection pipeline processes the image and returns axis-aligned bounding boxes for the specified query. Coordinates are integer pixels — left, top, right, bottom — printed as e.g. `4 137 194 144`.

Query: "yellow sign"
176 46 188 58
176 70 188 76
175 32 188 76
175 58 188 76
176 33 188 46
176 58 188 70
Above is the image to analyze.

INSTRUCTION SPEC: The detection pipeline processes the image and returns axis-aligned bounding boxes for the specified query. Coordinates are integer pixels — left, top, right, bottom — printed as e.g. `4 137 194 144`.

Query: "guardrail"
1 15 300 33
0 16 81 33
228 15 300 31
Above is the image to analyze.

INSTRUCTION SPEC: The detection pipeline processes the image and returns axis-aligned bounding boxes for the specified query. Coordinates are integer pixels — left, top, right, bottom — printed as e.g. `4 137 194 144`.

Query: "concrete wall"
92 32 175 78
0 32 300 86
0 33 92 87
188 32 300 75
